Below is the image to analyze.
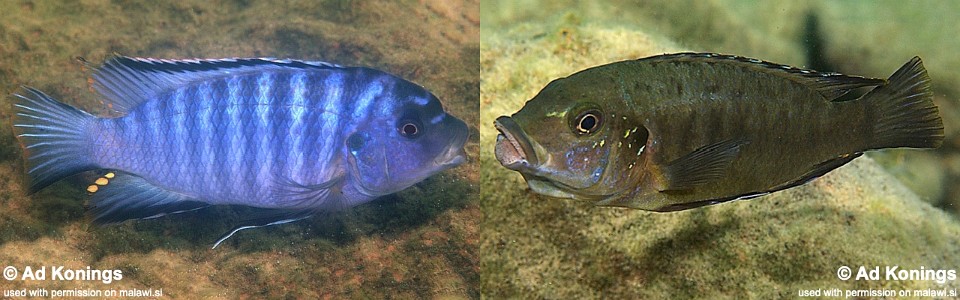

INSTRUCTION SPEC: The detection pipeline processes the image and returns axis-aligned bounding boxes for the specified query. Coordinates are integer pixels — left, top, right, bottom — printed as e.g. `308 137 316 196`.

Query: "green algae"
481 3 960 297
0 0 478 298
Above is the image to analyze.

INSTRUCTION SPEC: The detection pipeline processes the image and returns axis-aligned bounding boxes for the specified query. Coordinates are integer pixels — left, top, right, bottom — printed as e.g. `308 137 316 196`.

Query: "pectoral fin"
270 174 347 211
659 139 746 191
210 175 345 248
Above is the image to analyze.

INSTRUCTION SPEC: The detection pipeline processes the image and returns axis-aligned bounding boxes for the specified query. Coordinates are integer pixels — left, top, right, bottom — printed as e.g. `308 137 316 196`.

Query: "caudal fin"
12 87 98 193
865 57 944 150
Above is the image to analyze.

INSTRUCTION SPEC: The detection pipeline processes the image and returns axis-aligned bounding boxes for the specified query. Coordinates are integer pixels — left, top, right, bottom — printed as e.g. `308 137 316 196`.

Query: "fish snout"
494 116 539 170
433 116 469 168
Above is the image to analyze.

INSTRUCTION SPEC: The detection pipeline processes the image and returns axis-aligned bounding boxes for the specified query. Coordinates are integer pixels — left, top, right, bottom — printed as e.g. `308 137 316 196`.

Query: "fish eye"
398 119 423 138
573 109 603 135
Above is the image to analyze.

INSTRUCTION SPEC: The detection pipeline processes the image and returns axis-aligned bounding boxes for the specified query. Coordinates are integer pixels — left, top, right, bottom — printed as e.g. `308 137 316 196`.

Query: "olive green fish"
494 52 943 211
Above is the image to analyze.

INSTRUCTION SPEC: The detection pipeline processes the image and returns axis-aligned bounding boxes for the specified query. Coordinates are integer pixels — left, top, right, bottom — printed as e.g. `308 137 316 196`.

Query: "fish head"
346 81 468 197
495 74 648 204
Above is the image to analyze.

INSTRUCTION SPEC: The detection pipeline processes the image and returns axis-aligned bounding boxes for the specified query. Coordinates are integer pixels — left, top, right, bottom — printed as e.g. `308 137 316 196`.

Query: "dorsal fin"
641 52 886 101
92 56 344 113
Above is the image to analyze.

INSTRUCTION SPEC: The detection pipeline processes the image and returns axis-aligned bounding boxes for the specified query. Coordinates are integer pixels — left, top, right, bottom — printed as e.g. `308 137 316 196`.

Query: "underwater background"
0 0 478 298
481 0 960 298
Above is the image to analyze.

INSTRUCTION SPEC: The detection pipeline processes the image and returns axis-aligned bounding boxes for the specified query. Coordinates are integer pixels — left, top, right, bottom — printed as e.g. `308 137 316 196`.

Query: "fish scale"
12 56 468 246
496 52 942 211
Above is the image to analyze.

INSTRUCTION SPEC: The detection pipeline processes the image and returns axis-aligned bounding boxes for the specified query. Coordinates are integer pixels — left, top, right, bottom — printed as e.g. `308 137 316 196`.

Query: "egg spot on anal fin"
88 172 115 193
88 172 207 225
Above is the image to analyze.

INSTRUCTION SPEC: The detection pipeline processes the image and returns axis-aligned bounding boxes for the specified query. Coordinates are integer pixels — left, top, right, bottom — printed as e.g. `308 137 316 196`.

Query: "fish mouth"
524 176 580 199
434 142 467 168
524 174 613 202
495 116 615 203
434 117 469 168
494 116 539 169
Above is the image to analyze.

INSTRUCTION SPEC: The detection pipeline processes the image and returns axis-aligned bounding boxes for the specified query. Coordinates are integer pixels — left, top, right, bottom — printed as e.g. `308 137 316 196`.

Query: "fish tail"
12 86 98 193
864 57 944 150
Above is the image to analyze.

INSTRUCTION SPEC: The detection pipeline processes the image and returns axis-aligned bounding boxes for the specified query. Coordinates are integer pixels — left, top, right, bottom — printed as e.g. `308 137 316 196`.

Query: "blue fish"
12 56 468 247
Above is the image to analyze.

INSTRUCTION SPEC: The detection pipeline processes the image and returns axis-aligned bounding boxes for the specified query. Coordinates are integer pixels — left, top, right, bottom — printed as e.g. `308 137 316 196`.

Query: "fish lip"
525 175 578 199
494 116 539 169
433 119 469 168
525 174 613 202
434 142 467 168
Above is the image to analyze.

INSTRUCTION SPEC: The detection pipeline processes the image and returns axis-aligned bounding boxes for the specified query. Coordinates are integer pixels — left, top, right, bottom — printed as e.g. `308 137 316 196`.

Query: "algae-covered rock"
481 5 960 297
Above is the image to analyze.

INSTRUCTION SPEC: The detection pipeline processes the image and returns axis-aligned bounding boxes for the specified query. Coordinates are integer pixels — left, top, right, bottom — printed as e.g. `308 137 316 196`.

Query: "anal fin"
653 153 861 212
660 139 746 191
770 152 861 191
87 172 207 224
